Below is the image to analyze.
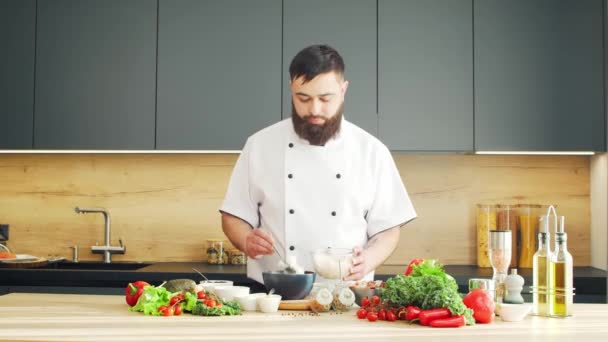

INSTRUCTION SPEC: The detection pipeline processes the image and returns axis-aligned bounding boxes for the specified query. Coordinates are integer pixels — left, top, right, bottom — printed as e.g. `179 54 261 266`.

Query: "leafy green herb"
191 300 241 316
381 259 475 325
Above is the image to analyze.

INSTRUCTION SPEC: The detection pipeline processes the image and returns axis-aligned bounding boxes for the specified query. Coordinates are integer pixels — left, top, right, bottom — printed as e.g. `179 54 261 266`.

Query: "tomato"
371 295 381 306
215 301 223 307
356 308 368 319
386 310 397 322
173 304 183 316
377 309 387 321
463 289 495 324
361 296 370 308
405 258 425 276
170 296 181 306
158 305 174 316
197 291 207 300
204 299 216 307
366 311 378 322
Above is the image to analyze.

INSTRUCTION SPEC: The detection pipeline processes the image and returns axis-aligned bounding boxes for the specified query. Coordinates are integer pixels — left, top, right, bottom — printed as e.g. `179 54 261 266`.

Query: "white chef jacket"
220 117 416 284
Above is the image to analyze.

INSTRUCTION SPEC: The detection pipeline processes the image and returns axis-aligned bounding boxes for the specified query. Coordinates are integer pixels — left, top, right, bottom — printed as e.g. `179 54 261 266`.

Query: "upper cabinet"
474 0 604 151
282 0 377 137
0 0 35 149
34 0 157 149
156 0 282 150
378 0 473 151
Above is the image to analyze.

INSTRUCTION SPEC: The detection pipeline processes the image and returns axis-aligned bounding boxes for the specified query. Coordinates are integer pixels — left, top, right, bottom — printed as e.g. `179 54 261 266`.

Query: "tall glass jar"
476 204 497 268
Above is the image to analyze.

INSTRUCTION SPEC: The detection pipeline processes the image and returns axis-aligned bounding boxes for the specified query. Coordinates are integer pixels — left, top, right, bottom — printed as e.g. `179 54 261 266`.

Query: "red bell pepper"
404 258 425 276
125 281 150 307
429 315 466 328
405 305 422 321
418 308 451 326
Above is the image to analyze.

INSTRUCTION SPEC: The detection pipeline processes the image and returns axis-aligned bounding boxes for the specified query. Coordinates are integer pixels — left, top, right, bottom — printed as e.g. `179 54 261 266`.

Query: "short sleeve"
366 145 417 237
219 139 260 228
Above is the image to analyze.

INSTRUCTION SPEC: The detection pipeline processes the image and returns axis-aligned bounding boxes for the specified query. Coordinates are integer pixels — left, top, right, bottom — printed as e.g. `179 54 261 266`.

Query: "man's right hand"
244 229 274 258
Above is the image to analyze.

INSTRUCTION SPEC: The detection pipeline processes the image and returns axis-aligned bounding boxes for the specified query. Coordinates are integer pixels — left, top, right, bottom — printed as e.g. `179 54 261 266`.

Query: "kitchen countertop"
0 262 605 302
0 293 607 342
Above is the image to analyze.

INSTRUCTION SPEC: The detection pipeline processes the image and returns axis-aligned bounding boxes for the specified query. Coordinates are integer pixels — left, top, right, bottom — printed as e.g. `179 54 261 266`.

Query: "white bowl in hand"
497 303 532 322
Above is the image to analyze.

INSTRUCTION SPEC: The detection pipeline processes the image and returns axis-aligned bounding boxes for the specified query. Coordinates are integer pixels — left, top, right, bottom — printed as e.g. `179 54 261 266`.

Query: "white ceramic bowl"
236 293 266 311
198 280 233 294
311 248 353 279
497 303 532 322
257 294 282 313
214 285 250 301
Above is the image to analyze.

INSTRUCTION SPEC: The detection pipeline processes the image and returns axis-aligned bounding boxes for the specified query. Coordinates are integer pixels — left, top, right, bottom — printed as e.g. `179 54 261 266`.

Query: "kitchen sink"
43 261 152 271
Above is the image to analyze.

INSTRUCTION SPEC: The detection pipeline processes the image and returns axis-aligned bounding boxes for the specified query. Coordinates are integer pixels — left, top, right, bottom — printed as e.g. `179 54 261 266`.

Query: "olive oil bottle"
549 216 573 317
532 215 550 316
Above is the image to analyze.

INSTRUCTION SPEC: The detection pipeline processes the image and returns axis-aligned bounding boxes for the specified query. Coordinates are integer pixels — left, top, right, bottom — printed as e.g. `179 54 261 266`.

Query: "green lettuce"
129 285 172 316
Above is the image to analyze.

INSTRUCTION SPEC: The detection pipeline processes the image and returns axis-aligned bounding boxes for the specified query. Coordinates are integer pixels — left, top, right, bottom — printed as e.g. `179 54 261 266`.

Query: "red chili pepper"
429 315 466 328
125 281 150 307
405 306 422 321
418 308 451 326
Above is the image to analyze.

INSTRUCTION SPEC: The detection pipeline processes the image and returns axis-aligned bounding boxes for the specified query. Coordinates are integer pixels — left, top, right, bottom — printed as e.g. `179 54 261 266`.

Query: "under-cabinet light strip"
475 151 595 156
0 150 242 154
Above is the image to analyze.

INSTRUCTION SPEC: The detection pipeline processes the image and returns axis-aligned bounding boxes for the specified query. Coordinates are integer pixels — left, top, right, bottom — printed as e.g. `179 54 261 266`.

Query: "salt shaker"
504 269 525 304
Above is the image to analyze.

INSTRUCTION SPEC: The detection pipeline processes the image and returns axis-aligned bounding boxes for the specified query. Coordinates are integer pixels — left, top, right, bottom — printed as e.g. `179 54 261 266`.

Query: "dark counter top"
1 262 605 303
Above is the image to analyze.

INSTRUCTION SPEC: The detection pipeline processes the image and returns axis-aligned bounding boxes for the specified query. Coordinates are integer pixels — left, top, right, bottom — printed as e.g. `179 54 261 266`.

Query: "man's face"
290 72 349 145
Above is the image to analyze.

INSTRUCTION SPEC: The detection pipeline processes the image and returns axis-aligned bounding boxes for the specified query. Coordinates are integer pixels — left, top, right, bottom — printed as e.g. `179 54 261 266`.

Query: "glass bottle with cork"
549 216 574 317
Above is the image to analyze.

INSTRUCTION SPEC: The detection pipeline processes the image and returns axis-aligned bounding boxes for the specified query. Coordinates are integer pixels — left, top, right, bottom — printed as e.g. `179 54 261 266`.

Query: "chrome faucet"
74 207 125 263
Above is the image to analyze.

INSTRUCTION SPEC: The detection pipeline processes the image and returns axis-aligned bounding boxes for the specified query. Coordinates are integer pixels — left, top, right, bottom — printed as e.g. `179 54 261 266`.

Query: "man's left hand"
344 246 369 281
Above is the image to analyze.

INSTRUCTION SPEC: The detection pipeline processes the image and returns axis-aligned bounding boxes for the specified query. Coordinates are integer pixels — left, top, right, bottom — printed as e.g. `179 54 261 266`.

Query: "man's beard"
291 102 343 146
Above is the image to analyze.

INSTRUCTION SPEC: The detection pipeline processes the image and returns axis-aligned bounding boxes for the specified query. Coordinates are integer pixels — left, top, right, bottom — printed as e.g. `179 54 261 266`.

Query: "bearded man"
220 45 416 286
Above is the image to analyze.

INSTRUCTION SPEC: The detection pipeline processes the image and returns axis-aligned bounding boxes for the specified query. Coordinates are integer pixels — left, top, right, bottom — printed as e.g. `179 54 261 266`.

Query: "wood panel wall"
0 154 591 266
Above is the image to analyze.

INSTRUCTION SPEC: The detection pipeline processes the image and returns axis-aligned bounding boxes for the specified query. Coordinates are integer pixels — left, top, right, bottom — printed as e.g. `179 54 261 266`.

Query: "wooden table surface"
0 293 607 342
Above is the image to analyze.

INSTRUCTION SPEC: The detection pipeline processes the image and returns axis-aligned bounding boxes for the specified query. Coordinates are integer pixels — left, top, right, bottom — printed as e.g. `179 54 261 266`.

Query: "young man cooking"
220 44 416 285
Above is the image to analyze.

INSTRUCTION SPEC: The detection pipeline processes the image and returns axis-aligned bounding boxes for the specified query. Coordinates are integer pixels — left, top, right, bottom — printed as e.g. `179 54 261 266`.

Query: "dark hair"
289 44 344 82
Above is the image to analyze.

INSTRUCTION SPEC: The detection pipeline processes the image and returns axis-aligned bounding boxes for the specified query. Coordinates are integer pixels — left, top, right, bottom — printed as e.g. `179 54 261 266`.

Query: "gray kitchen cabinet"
378 0 473 151
156 0 281 150
282 0 377 137
34 0 157 149
475 0 604 151
0 0 35 149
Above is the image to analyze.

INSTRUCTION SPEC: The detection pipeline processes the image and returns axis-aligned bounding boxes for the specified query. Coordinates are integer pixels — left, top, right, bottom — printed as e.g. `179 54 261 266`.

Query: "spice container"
206 239 229 264
489 230 512 303
332 283 355 312
476 204 497 268
229 248 246 265
309 282 333 313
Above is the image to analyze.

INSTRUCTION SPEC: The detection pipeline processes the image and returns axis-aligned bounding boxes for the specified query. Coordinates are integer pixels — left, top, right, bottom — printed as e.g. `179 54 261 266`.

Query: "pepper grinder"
504 269 525 304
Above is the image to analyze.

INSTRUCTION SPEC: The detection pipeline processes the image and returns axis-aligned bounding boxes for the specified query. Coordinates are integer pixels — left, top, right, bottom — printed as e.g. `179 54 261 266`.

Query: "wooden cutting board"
278 299 310 311
0 257 48 268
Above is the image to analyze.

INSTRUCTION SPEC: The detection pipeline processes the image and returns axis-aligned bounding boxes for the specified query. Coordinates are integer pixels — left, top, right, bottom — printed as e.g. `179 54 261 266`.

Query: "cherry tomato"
386 310 397 322
367 311 378 322
205 299 216 307
173 304 183 316
356 308 368 319
158 305 174 316
170 296 181 306
197 291 207 300
377 309 387 321
361 296 370 308
215 301 223 307
371 295 381 306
